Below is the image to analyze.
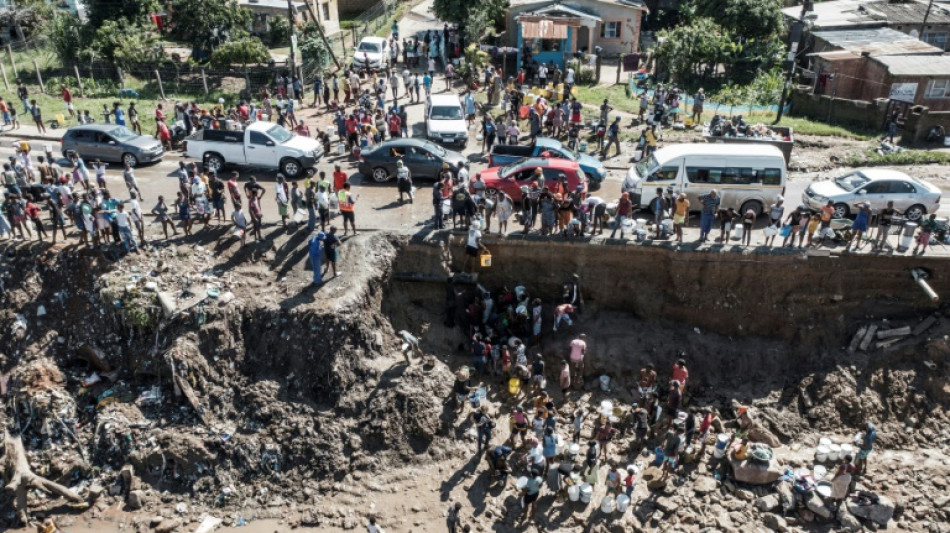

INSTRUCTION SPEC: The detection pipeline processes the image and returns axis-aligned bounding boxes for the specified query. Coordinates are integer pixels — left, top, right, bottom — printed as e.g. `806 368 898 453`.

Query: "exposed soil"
1 232 949 533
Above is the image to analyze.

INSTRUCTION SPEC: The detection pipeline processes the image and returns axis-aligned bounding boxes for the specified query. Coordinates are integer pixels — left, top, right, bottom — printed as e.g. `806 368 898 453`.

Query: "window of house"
600 21 621 39
321 2 330 21
540 39 561 52
925 79 950 98
924 31 949 50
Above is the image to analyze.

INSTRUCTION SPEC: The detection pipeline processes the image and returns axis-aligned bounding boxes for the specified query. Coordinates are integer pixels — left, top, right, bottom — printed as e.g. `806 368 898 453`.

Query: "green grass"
572 84 874 140
842 149 950 167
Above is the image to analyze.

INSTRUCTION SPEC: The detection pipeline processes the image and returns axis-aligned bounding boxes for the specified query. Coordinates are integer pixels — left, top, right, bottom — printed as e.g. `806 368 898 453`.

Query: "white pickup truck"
183 122 323 178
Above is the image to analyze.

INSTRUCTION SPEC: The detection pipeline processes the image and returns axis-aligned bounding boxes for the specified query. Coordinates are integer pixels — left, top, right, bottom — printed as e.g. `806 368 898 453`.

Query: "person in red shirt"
517 69 525 86
24 196 48 241
155 103 165 121
345 115 359 149
156 119 171 151
61 85 74 118
671 359 688 394
388 112 401 138
332 165 347 192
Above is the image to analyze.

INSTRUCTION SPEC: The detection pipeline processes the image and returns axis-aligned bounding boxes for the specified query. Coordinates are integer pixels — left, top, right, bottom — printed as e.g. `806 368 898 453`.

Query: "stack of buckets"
815 437 855 463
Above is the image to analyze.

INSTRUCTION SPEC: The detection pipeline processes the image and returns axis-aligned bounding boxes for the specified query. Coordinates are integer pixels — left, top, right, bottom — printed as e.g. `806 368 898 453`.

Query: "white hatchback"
803 168 942 221
352 37 389 71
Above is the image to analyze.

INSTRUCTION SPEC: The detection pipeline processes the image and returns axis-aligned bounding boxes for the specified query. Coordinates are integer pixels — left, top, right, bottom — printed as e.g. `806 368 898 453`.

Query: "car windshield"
430 105 463 120
266 125 293 143
834 172 870 192
358 42 381 53
635 155 659 179
423 142 446 156
108 126 137 141
556 146 579 160
501 162 529 178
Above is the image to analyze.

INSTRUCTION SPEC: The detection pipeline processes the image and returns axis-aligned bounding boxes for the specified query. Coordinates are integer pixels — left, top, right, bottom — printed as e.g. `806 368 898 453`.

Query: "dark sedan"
358 138 467 183
61 124 164 167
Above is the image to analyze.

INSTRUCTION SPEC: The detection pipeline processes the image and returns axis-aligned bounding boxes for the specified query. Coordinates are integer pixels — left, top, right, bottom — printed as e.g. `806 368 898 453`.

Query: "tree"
692 0 785 42
267 15 292 47
299 35 331 76
87 20 163 69
168 0 252 57
85 0 160 29
434 0 506 34
210 36 270 67
46 12 88 64
652 17 740 84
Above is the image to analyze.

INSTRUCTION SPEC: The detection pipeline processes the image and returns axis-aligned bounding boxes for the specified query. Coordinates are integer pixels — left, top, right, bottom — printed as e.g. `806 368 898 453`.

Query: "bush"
842 149 950 167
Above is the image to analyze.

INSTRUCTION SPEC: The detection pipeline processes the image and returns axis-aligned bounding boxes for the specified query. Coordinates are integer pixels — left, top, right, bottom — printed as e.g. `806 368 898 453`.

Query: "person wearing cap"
846 200 871 252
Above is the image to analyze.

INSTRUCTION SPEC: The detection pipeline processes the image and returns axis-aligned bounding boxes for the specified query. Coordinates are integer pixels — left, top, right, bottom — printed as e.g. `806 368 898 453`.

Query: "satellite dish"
910 29 920 38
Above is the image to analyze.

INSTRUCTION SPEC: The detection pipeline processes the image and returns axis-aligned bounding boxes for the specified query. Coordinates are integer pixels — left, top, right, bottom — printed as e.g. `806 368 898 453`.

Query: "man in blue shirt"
423 73 433 97
856 421 876 474
698 190 720 243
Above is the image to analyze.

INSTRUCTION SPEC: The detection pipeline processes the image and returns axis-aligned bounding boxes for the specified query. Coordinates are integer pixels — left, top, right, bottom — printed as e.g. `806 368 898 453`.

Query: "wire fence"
0 0 403 102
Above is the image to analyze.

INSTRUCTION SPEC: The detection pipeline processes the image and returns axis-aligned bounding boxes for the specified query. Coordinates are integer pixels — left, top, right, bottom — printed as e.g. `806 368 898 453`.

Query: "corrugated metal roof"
521 19 570 39
813 28 943 56
872 54 950 76
863 0 950 24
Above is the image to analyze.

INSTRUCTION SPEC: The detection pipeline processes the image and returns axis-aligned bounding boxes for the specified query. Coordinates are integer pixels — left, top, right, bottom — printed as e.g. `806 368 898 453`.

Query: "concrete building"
239 0 340 36
783 0 950 51
506 0 648 69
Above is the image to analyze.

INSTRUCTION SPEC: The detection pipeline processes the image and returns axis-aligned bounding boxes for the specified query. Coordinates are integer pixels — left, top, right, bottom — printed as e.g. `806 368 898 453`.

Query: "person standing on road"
568 334 587 389
875 200 898 251
61 84 75 119
609 192 632 239
338 182 357 236
275 174 290 227
390 70 400 103
29 100 46 133
322 225 340 278
396 160 413 204
697 190 719 243
114 202 138 254
413 73 421 102
423 72 433 98
152 195 178 239
482 115 496 153
175 191 192 236
432 181 445 229
122 164 143 201
316 184 330 232
305 181 317 232
603 116 621 158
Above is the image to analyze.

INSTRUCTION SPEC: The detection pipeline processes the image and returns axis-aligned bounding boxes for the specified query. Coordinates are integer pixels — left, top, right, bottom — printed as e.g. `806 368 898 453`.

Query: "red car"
475 157 588 202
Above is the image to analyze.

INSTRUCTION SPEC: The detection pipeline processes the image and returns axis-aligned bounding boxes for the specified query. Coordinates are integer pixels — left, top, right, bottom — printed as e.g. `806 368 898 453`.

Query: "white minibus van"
622 144 787 216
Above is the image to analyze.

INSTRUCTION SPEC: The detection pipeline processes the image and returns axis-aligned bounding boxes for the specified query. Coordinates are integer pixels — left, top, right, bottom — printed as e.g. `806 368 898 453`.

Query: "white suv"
425 94 468 148
352 37 389 71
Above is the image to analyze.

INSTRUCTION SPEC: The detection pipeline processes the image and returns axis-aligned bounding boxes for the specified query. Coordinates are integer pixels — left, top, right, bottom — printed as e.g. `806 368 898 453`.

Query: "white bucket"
569 443 580 457
568 485 581 501
813 464 827 480
516 476 528 489
600 400 614 414
819 437 832 447
601 495 616 513
901 222 918 249
636 229 648 241
622 218 635 231
815 445 830 463
840 443 854 459
636 218 648 229
337 142 346 155
661 218 674 233
580 483 593 503
326 125 335 138
599 375 610 391
616 494 631 512
828 444 842 462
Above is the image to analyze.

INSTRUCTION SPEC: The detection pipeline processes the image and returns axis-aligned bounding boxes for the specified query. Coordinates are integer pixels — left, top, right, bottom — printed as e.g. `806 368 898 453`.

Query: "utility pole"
774 0 812 124
919 0 936 44
302 0 342 70
288 0 298 79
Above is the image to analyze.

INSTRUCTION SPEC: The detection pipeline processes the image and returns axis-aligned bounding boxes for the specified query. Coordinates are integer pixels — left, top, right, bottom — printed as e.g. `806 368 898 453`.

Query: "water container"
636 229 648 241
636 218 648 229
661 218 674 233
901 222 918 249
568 485 581 501
840 443 854 459
828 443 842 462
599 375 611 391
517 476 528 489
815 445 830 463
326 125 335 138
579 141 588 152
622 218 635 231
819 437 832 447
616 494 631 512
600 400 614 415
508 377 521 396
713 434 729 459
568 443 580 459
601 495 616 513
580 483 593 503
813 465 827 480
337 142 346 155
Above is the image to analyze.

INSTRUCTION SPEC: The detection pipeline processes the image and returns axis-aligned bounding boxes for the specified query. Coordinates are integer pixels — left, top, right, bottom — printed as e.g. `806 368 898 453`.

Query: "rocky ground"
1 225 949 533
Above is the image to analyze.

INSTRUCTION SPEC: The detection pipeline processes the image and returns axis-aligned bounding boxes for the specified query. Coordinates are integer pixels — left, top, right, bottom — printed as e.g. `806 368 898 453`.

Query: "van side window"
649 166 678 182
686 166 713 183
761 169 782 186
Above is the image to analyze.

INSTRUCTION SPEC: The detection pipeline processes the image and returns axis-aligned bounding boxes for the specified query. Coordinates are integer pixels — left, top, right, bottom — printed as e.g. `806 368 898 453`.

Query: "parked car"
475 157 587 202
622 143 786 215
488 137 607 189
61 124 164 167
352 36 390 71
803 168 942 221
358 138 467 183
182 122 323 178
425 94 467 148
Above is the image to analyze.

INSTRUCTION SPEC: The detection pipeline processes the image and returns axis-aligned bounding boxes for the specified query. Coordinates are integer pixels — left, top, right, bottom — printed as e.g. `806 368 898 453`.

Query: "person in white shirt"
231 205 248 246
93 159 107 189
129 191 145 243
275 175 289 226
464 225 485 273
366 517 383 533
457 163 469 186
114 202 138 254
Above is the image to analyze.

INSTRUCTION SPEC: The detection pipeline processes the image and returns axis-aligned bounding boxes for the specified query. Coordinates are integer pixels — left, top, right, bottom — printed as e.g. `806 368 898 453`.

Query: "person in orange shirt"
671 359 688 394
332 164 347 192
818 200 836 246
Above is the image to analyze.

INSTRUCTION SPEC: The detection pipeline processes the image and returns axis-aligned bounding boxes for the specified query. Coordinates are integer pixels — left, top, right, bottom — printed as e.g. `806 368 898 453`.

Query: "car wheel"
122 152 139 168
280 158 303 178
740 200 763 218
372 167 391 183
905 204 926 222
833 202 850 219
584 172 602 191
204 153 225 173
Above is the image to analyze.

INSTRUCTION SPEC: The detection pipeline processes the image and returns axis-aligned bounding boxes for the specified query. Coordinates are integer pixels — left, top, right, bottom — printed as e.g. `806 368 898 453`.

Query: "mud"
0 232 949 532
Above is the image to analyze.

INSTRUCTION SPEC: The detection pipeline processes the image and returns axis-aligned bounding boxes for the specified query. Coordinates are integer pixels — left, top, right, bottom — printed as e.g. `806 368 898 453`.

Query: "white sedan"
802 168 942 221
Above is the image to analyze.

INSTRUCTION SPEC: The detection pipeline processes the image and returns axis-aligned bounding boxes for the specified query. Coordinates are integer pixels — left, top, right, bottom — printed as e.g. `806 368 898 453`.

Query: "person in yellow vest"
337 182 357 236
